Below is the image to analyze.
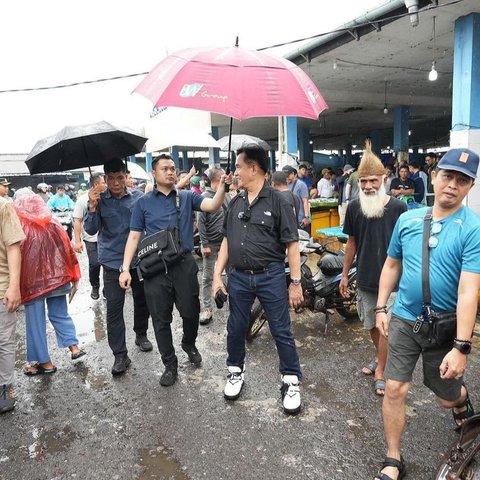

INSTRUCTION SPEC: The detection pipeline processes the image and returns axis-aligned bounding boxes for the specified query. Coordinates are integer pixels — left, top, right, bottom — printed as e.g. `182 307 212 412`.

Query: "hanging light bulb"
333 59 338 70
428 17 438 82
383 80 389 114
429 61 438 81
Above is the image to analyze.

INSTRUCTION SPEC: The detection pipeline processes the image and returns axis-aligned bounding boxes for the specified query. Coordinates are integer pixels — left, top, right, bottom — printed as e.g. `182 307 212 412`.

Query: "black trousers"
85 241 101 288
143 253 200 366
103 266 150 358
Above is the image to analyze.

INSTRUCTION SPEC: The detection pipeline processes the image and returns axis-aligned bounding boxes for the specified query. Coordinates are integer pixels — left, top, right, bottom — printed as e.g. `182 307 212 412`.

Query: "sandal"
362 360 377 376
453 386 475 432
374 456 406 480
374 379 386 397
24 363 57 376
71 349 87 361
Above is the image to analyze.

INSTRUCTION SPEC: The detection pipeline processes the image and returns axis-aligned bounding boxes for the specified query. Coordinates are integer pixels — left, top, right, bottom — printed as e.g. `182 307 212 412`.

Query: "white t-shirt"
73 194 97 242
317 178 333 198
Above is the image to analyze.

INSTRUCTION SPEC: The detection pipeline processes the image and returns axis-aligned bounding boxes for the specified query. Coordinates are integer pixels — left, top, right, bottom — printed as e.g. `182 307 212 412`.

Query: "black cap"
282 165 297 176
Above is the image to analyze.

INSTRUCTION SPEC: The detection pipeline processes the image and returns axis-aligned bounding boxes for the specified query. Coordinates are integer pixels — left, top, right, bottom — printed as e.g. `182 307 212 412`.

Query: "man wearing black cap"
212 147 303 414
374 148 480 480
84 158 152 375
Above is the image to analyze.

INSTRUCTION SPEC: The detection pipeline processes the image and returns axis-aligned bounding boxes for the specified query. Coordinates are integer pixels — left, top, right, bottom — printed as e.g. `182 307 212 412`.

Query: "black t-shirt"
390 177 415 193
223 183 299 270
342 197 407 291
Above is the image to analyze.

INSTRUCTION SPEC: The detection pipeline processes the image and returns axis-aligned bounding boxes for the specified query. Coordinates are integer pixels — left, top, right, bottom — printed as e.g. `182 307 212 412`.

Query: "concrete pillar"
298 127 312 163
209 126 220 167
128 155 137 164
393 105 410 164
344 143 352 164
278 116 298 169
145 152 153 174
450 13 480 213
269 150 276 172
171 146 180 168
369 129 381 157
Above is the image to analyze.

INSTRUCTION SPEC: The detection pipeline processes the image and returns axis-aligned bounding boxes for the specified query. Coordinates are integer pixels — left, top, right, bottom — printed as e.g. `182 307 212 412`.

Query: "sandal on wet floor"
71 349 87 361
24 364 57 376
453 386 475 432
374 456 406 480
362 360 377 376
374 379 386 397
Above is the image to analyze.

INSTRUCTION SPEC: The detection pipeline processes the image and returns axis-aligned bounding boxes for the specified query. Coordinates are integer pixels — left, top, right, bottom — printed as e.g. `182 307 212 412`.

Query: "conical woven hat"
358 139 386 177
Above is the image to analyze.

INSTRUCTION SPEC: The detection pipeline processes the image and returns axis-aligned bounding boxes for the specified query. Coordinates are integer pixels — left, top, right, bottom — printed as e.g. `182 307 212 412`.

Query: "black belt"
234 262 282 275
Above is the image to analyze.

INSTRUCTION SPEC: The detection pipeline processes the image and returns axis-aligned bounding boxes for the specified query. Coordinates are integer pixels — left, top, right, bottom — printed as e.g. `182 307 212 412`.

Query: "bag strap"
174 190 182 248
422 207 433 308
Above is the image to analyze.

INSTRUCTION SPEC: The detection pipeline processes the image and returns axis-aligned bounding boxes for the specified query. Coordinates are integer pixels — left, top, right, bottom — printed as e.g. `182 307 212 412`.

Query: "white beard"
359 182 387 218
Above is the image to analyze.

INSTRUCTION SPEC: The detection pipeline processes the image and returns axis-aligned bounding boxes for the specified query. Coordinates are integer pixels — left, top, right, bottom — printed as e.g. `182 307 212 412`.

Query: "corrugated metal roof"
0 154 66 176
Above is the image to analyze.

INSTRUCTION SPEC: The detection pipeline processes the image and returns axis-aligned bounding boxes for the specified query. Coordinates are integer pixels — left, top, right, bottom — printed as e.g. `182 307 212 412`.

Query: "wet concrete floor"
1 253 480 479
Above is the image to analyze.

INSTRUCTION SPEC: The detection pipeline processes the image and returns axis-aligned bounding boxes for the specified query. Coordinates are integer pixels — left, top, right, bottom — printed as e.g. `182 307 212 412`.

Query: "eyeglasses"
429 221 442 248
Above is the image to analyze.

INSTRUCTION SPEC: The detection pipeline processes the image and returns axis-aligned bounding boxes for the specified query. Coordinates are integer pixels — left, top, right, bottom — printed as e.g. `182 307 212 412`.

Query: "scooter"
52 207 73 240
434 414 480 479
247 231 358 340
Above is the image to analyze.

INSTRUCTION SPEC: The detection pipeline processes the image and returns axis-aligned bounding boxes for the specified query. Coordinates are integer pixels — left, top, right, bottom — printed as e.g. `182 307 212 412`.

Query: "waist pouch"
417 311 456 347
137 227 183 278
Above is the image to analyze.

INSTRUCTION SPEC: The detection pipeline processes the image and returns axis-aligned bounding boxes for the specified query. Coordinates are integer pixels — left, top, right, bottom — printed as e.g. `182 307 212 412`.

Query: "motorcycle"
434 414 480 479
52 207 73 240
247 231 358 340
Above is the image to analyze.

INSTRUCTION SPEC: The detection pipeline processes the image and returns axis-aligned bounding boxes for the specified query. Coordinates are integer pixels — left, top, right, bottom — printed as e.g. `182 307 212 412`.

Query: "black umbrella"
25 121 148 174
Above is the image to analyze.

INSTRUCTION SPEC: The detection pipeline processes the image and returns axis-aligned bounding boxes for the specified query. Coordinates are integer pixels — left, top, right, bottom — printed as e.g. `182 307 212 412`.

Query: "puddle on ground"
74 363 108 392
71 304 106 345
28 425 78 461
138 446 190 480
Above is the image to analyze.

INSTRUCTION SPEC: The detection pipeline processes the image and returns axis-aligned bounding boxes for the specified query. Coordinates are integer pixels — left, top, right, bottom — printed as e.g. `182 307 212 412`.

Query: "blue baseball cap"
437 148 479 179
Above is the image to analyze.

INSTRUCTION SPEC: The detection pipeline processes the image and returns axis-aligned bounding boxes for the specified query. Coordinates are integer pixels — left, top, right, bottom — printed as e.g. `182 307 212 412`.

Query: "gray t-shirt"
73 194 97 242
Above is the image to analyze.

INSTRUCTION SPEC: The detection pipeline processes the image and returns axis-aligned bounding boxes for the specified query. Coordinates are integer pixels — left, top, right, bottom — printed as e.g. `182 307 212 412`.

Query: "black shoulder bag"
137 193 184 278
412 208 456 346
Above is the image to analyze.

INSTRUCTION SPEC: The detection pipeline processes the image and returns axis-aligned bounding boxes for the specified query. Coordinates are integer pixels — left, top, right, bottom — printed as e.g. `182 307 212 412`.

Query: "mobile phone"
214 290 228 309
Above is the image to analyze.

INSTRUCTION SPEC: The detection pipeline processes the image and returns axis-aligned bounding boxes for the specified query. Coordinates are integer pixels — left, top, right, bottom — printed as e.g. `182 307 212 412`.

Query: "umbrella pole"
225 117 233 192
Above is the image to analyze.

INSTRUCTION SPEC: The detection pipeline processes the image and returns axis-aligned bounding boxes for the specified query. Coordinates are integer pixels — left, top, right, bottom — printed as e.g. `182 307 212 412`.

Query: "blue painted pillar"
269 150 276 172
369 129 381 157
451 13 480 213
209 126 221 167
344 143 352 164
286 117 298 154
452 13 480 131
145 152 153 173
298 127 311 163
171 146 180 168
393 105 410 163
128 155 137 164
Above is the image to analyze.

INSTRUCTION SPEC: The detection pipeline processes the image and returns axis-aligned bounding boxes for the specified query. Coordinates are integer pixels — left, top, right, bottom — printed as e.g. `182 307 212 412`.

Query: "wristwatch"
119 265 130 273
453 339 472 355
291 277 301 286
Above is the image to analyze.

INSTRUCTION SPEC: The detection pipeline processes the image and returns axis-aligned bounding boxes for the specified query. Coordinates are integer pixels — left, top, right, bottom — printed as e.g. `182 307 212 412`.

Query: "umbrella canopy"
217 134 271 152
26 121 148 174
133 45 328 120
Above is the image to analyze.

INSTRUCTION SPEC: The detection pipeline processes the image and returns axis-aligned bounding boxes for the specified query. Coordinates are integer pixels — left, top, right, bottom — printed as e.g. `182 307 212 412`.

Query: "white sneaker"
281 375 301 414
199 309 213 325
224 366 244 400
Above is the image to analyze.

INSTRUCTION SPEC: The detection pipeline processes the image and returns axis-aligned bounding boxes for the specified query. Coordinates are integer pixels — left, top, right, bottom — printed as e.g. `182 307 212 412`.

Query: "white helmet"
37 183 48 191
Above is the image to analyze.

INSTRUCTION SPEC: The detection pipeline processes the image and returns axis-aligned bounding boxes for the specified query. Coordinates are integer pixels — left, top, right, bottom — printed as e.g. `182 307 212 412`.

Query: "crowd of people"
1 145 479 480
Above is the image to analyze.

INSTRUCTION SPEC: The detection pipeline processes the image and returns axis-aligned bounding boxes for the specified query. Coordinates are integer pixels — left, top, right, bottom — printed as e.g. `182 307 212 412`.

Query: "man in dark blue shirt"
84 158 151 376
119 154 228 387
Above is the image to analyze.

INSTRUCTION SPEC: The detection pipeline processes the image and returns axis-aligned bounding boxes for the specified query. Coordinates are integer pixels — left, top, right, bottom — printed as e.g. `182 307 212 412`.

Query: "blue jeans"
226 263 302 379
25 295 78 364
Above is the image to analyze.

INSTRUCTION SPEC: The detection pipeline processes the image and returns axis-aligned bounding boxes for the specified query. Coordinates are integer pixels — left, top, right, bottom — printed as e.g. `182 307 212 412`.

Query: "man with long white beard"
339 142 406 396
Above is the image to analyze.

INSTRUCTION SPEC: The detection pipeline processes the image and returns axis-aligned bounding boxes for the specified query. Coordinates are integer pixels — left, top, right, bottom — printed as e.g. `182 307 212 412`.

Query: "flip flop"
374 379 386 397
362 360 377 376
24 364 57 376
71 349 87 361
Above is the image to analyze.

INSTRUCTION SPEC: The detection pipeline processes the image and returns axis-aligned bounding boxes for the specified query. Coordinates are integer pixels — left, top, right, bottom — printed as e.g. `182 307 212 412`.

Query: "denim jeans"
25 295 78 364
143 253 200 366
103 267 150 358
85 241 101 288
226 263 302 379
201 245 219 310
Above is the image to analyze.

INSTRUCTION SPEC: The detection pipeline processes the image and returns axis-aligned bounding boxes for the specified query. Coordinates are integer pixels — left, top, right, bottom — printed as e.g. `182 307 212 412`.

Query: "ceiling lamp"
383 80 389 114
429 17 438 82
333 59 338 70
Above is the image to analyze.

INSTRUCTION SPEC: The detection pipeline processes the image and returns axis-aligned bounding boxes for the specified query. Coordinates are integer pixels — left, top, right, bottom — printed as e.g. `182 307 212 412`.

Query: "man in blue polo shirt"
84 158 152 376
374 148 480 480
119 154 228 387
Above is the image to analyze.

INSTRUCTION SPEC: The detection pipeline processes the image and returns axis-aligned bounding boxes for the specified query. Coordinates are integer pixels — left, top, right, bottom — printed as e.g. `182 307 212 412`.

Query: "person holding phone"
13 188 85 377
